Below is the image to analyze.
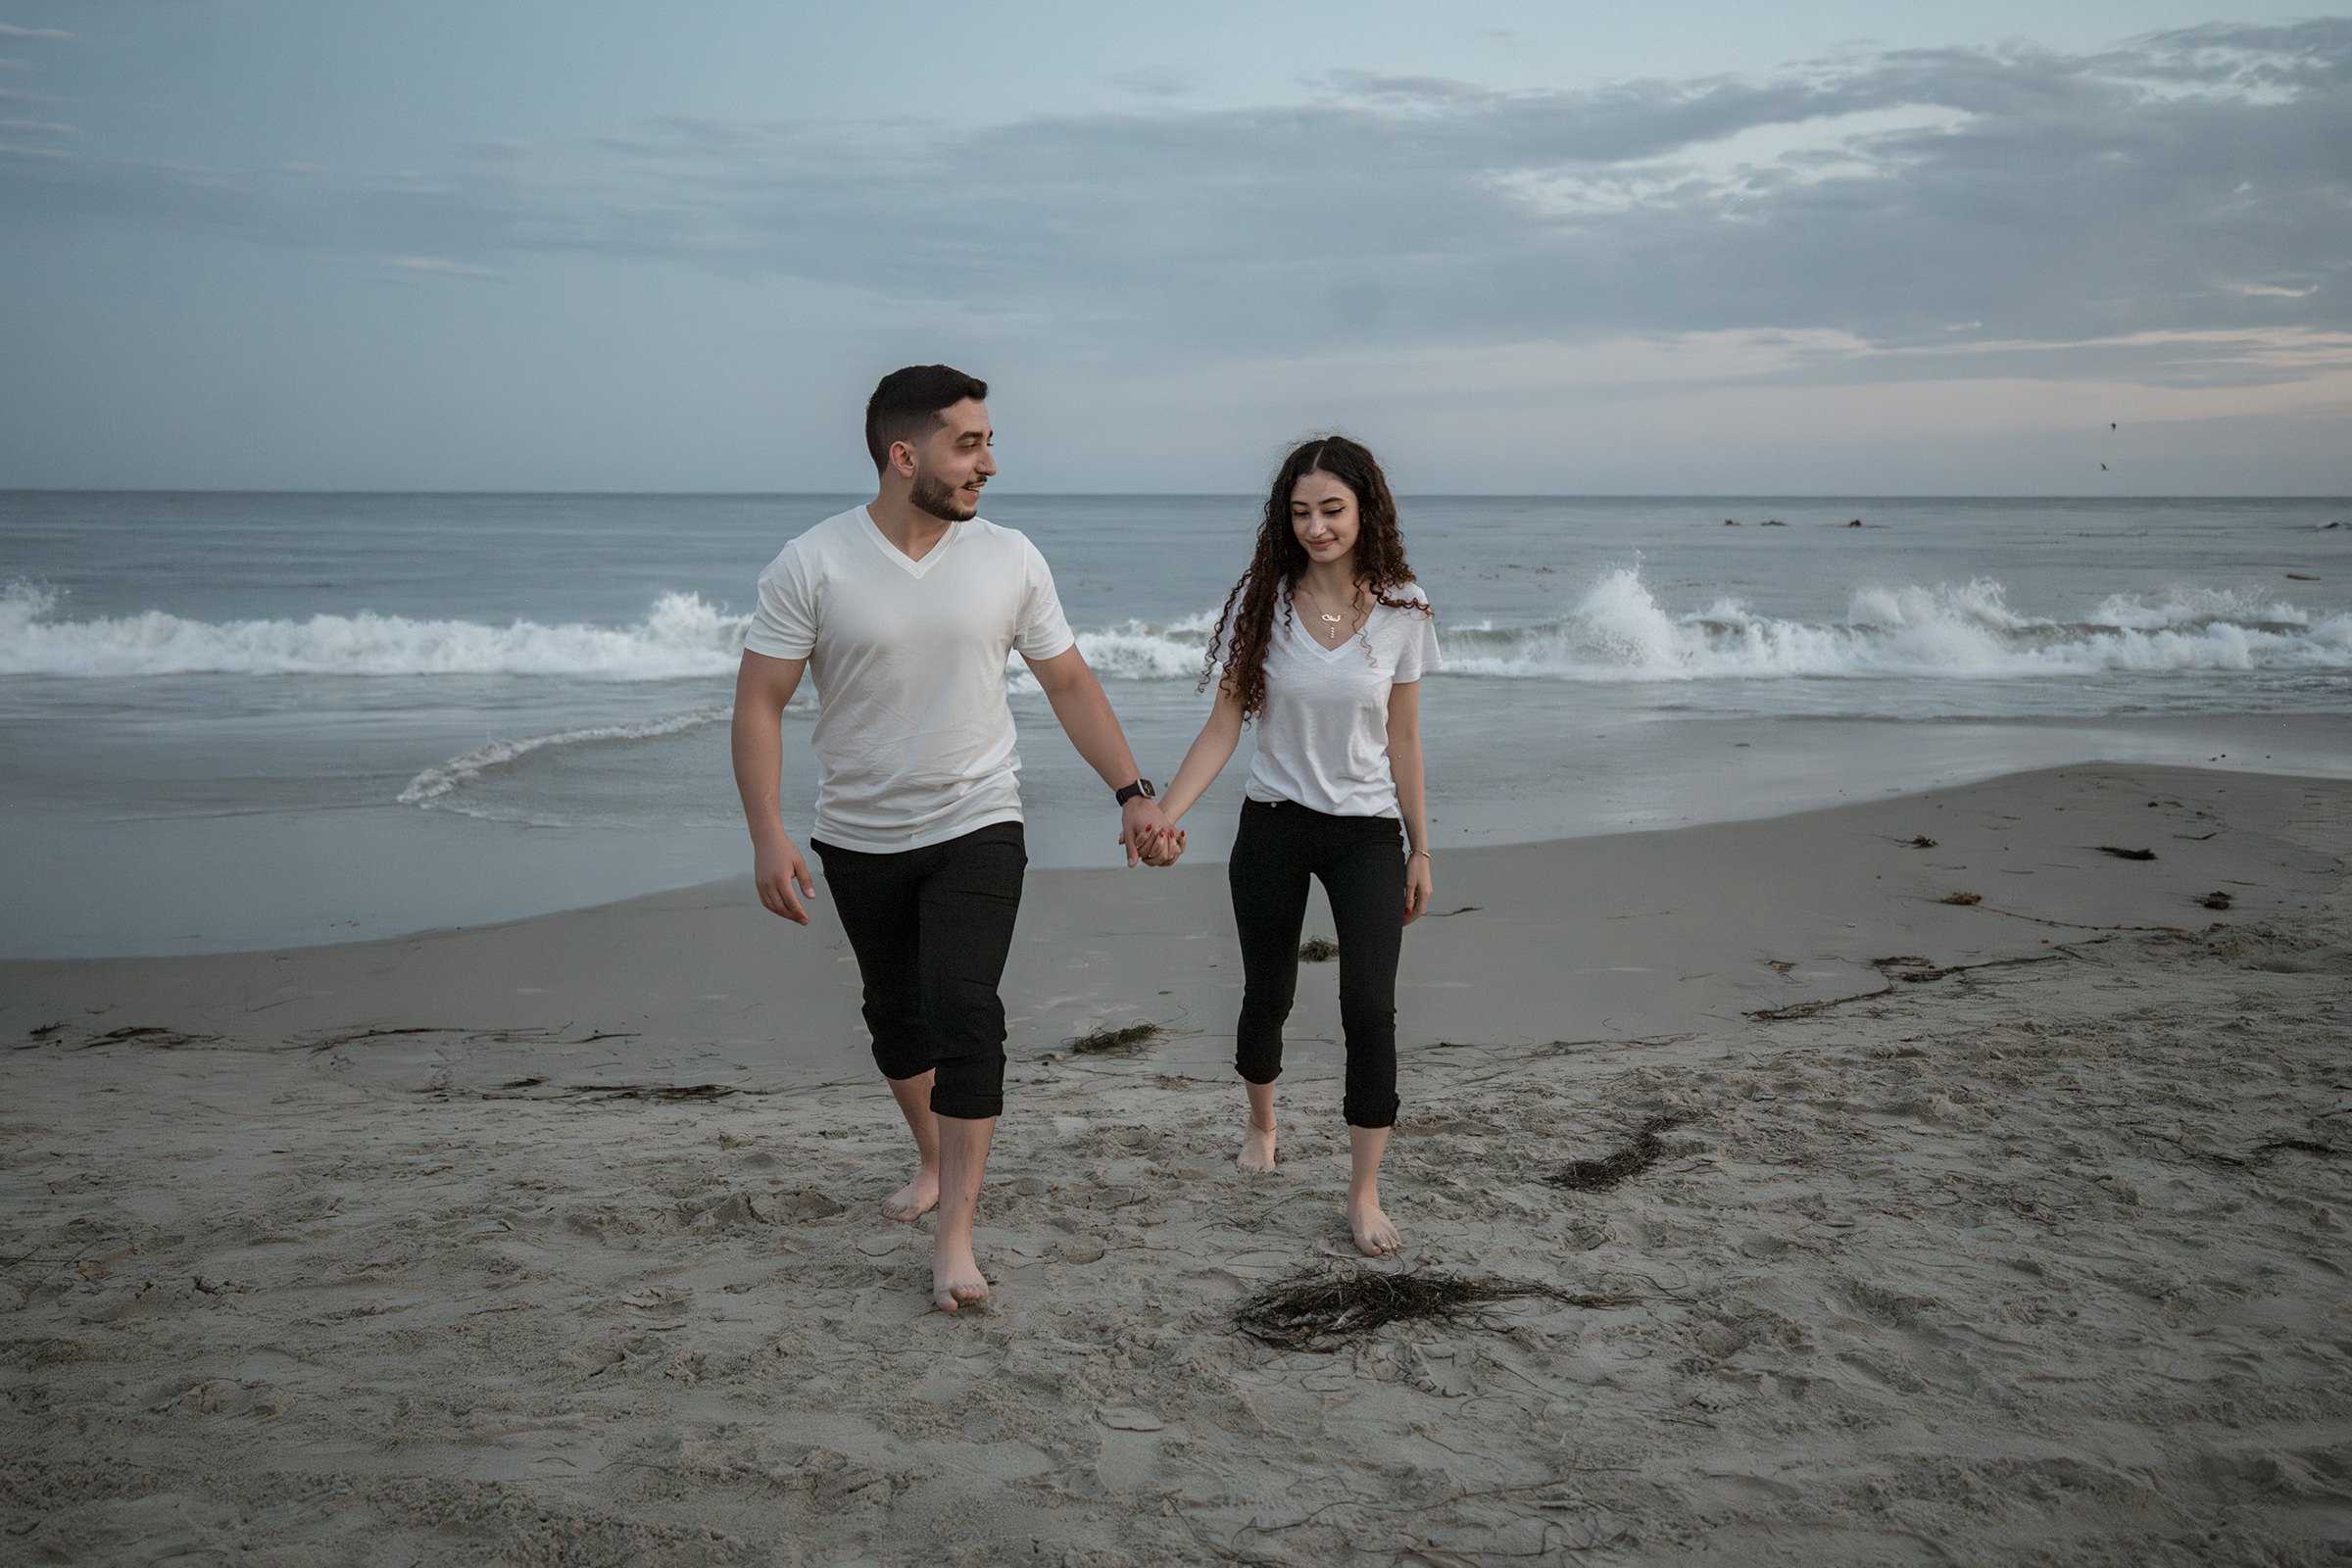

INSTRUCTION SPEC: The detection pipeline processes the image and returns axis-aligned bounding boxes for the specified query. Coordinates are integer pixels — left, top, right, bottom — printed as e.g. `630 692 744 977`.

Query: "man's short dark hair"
865 365 988 473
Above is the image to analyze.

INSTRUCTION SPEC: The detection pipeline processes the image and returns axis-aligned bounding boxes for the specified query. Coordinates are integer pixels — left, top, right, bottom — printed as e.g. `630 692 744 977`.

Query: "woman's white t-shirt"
743 506 1077 853
1223 582 1441 817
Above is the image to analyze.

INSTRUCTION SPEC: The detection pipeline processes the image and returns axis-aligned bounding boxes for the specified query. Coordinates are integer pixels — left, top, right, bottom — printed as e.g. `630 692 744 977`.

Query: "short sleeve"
1391 593 1441 683
743 545 817 660
1013 539 1078 662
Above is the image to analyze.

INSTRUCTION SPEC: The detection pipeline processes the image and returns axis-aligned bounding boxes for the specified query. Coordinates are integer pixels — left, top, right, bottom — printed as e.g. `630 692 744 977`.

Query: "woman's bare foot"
883 1165 939 1223
1238 1116 1278 1173
1347 1199 1401 1256
932 1241 991 1312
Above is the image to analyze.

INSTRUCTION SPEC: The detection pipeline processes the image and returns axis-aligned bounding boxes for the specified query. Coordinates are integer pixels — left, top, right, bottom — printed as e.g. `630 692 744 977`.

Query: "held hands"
1119 796 1186 868
754 836 817 924
1403 851 1434 924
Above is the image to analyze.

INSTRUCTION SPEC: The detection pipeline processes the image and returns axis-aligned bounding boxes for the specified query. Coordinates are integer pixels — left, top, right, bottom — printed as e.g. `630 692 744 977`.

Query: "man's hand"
1118 797 1184 868
754 837 817 924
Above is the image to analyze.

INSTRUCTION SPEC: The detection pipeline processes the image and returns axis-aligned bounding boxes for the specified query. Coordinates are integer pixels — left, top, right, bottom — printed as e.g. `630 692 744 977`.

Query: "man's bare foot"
884 1166 939 1223
1348 1200 1401 1256
932 1242 991 1312
1238 1117 1278 1173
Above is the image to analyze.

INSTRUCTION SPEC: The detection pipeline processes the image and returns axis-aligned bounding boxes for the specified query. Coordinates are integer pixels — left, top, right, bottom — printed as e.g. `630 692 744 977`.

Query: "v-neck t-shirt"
743 506 1077 853
1227 583 1442 818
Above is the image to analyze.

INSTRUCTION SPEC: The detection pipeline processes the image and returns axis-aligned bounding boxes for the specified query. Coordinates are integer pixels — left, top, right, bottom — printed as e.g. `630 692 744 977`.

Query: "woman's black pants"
810 821 1026 1122
1228 799 1405 1129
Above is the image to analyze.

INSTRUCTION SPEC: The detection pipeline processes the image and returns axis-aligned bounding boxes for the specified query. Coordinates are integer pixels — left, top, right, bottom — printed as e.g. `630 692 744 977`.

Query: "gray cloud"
6 20 2347 387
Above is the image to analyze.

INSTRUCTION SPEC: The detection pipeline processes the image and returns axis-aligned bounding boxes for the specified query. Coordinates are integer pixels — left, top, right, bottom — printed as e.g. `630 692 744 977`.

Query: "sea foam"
5 574 2345 685
0 583 750 679
1442 570 2351 681
398 707 734 806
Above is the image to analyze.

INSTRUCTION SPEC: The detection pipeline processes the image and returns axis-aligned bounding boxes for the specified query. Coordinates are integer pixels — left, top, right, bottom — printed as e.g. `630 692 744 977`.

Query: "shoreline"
10 717 2352 963
6 761 2347 1564
3 761 2343 1054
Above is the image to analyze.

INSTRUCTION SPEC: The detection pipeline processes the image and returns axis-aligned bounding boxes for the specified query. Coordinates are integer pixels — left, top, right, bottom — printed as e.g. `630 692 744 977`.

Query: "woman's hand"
1116 809 1187 867
1138 823 1187 866
1403 852 1433 924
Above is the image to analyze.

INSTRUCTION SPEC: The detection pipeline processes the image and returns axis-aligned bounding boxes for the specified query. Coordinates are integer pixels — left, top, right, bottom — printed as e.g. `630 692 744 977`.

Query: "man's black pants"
1227 799 1406 1129
810 821 1026 1121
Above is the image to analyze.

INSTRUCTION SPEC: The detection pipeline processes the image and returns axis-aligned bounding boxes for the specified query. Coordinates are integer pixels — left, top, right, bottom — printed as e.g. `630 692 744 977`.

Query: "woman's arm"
1157 681 1249 826
1387 679 1433 922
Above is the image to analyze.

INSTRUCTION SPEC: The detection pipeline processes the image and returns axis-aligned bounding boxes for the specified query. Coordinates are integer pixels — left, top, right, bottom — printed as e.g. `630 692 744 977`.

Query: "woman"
1152 435 1440 1257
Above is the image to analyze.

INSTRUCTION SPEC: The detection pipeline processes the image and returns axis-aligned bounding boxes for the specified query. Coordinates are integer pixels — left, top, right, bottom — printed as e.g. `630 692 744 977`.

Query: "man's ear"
890 439 918 479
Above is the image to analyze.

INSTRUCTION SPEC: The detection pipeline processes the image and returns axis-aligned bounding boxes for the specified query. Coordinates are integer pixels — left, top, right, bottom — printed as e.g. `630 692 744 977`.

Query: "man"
730 365 1182 1312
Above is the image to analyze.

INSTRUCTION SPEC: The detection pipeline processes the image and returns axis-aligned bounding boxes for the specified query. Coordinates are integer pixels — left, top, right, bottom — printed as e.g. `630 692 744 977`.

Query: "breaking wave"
1442 571 2352 681
6 575 2346 685
0 583 749 679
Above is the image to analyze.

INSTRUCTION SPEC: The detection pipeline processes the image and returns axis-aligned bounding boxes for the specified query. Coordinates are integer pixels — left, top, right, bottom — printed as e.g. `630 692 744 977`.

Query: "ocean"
4 491 2347 957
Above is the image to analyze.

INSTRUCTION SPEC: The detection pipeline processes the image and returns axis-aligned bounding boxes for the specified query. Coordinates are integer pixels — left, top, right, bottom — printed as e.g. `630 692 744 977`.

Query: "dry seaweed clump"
1548 1115 1690 1193
1064 1021 1166 1055
1298 937 1340 962
1234 1268 1572 1352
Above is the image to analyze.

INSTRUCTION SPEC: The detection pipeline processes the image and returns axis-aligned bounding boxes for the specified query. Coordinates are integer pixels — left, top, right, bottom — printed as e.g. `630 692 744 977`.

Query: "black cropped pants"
1228 799 1406 1129
810 821 1026 1122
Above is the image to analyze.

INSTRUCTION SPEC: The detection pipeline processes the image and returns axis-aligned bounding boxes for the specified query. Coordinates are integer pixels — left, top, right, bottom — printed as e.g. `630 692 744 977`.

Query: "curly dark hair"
1200 435 1429 719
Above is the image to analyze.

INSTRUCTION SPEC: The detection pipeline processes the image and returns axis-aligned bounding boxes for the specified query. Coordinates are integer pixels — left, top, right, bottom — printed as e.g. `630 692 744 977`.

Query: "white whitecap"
400 706 732 807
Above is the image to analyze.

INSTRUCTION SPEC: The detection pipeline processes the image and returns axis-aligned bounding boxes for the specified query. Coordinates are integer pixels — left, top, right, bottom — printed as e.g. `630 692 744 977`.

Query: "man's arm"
731 649 817 922
1022 645 1180 867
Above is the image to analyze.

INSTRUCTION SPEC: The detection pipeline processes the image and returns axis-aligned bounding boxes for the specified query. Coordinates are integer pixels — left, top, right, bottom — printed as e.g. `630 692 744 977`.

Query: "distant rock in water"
1724 518 1740 526
1847 518 1863 527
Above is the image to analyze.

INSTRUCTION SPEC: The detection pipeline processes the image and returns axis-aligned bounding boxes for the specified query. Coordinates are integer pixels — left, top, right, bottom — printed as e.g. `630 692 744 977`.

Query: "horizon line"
4 488 2348 503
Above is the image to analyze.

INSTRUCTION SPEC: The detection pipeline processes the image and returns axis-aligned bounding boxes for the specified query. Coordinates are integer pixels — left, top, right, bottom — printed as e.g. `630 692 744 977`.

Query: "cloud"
0 24 69 39
0 117 74 135
4 19 2346 396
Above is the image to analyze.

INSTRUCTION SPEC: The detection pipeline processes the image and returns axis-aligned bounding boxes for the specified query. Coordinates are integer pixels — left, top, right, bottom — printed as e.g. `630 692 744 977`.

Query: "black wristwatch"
1114 778 1156 806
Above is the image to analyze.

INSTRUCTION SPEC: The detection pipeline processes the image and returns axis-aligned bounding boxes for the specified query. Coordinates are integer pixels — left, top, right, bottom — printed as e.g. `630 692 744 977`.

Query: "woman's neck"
1296 559 1359 600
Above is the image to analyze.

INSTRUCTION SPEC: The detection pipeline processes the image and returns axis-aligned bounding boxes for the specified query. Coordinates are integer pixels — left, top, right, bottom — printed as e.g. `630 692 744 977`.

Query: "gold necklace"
1298 583 1361 643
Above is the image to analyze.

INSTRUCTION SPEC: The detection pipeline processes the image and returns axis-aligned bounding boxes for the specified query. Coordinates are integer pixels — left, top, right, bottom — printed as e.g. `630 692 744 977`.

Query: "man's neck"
865 495 956 563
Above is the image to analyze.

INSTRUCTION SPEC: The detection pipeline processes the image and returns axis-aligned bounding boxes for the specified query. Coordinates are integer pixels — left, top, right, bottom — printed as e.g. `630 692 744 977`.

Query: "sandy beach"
4 761 2347 1565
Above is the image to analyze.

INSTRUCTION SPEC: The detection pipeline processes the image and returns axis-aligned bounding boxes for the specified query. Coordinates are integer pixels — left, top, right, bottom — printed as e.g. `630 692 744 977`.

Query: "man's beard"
908 469 979 522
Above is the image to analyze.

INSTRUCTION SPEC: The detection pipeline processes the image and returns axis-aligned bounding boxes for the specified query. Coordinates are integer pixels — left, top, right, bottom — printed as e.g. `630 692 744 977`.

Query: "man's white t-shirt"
743 506 1077 853
1221 583 1442 817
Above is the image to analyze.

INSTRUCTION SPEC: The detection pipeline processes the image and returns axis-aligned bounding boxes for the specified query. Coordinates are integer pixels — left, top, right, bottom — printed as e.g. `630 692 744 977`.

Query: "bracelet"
1408 849 1432 860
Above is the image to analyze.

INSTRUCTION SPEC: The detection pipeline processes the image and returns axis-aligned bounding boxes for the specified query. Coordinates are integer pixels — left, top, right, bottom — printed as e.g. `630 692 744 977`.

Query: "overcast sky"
2 2 2346 494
